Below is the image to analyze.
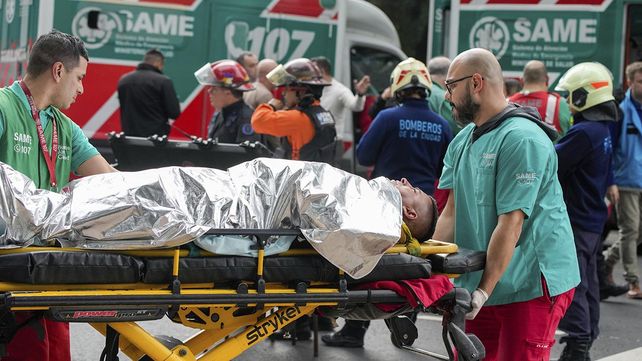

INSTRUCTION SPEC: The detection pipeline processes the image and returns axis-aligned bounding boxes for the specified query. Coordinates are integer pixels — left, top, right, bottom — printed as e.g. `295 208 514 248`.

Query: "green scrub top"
439 117 580 306
0 81 98 173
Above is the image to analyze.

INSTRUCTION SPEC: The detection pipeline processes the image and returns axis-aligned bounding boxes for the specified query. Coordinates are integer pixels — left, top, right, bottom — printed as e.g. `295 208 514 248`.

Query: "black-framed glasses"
444 75 474 94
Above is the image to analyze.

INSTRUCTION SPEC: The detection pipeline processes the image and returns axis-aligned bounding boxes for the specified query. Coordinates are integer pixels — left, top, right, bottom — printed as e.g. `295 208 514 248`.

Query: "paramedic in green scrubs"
433 48 580 361
0 30 115 361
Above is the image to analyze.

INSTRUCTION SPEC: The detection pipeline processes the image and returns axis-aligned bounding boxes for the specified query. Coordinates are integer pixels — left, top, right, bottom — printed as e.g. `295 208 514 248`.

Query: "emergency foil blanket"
0 158 402 278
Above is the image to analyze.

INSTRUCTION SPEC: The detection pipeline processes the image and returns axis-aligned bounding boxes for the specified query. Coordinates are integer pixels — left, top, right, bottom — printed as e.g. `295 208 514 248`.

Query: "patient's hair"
408 195 438 242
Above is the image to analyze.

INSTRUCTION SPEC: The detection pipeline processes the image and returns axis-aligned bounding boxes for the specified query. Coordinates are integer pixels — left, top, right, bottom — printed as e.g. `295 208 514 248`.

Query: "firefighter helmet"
194 60 255 91
266 58 329 87
555 62 614 112
390 57 432 96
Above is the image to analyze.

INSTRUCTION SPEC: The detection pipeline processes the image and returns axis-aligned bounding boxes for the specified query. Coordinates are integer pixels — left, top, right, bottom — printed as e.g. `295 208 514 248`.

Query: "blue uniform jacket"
356 99 452 195
555 114 613 233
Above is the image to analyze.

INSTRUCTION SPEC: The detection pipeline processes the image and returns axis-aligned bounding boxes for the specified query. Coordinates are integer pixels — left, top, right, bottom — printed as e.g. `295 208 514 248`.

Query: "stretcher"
0 229 486 361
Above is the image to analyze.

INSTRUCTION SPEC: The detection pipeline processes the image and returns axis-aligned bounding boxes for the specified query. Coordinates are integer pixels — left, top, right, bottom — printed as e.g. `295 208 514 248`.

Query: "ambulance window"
351 46 401 95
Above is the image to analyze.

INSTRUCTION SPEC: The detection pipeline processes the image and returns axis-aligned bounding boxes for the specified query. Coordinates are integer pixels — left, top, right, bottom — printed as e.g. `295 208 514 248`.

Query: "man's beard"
452 90 480 128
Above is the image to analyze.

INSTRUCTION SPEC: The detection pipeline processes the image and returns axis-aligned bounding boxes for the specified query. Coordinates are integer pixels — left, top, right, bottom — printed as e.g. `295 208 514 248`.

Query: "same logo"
469 17 510 60
72 7 122 50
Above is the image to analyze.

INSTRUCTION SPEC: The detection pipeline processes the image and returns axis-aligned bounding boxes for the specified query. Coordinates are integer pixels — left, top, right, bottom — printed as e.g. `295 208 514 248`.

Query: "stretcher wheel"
390 333 403 348
139 335 183 361
390 331 415 348
386 316 417 348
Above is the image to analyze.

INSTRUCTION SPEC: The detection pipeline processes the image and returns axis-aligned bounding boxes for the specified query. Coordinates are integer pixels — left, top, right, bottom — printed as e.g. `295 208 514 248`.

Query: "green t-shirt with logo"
439 117 580 306
0 82 98 191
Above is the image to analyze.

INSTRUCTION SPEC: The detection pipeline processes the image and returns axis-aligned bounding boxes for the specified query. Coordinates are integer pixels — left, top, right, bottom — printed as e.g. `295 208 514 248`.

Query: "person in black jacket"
118 49 181 137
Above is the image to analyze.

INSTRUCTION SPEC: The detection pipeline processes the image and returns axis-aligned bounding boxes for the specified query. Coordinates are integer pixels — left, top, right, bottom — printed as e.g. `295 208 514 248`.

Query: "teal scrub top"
439 117 580 306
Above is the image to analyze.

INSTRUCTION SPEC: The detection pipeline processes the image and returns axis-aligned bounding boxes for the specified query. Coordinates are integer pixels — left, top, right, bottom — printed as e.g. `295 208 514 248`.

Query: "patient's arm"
432 191 454 243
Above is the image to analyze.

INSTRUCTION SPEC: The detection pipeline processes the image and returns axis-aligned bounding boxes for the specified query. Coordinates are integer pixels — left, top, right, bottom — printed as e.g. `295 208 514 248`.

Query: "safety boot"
599 261 629 300
558 338 592 361
321 321 368 348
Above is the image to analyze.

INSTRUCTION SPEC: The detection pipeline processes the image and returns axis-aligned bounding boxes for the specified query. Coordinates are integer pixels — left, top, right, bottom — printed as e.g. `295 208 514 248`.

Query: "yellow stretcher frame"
0 240 459 361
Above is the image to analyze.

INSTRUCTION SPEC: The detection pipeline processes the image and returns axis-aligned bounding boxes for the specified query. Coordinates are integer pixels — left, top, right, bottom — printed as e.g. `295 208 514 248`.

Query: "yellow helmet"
390 57 432 96
555 62 614 112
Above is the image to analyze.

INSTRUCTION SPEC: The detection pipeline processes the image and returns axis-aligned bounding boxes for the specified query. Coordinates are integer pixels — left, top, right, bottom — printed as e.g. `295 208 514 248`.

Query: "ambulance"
0 0 405 162
427 0 642 88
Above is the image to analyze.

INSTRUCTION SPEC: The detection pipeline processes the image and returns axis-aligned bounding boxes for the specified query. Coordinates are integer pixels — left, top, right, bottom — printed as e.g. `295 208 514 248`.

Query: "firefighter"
194 60 261 144
251 58 337 163
555 62 621 361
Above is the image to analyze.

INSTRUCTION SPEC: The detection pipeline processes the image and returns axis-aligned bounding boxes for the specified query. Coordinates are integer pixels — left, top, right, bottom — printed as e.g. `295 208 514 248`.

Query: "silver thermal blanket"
0 158 402 278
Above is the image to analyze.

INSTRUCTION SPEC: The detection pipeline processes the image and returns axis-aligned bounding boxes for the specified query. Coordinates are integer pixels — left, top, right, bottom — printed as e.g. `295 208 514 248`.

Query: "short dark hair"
235 52 255 67
412 195 438 242
27 30 89 77
143 49 164 64
424 195 439 241
311 56 332 74
397 87 428 101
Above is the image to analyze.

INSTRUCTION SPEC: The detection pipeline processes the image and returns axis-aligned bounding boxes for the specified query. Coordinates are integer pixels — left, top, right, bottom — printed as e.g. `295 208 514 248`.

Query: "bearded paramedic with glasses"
432 48 580 361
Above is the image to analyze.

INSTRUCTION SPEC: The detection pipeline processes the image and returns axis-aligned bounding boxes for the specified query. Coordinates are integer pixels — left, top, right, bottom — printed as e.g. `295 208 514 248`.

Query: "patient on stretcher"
0 158 487 361
0 158 438 279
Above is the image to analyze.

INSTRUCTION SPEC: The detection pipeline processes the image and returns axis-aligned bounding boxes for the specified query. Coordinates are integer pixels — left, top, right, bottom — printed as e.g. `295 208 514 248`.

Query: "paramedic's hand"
466 288 489 320
268 98 284 110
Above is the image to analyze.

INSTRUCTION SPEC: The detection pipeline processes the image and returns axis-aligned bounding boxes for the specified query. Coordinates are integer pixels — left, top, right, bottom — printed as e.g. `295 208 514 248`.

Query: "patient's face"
392 178 435 240
392 178 430 211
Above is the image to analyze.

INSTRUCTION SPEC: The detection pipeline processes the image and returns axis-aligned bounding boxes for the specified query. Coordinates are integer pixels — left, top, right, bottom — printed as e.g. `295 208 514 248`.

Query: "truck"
0 0 406 165
427 0 642 88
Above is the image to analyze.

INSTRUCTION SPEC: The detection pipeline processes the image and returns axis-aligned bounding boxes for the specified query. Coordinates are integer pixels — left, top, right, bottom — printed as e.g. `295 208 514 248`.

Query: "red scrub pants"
466 280 575 361
2 312 70 361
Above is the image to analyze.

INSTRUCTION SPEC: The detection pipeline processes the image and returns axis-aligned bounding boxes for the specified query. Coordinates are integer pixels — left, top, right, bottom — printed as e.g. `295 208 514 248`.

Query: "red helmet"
267 58 329 87
194 60 255 91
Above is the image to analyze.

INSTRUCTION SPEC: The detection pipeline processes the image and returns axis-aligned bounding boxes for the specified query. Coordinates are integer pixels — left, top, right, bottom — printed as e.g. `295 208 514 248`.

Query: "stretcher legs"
90 304 316 361
200 305 316 361
92 322 196 361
